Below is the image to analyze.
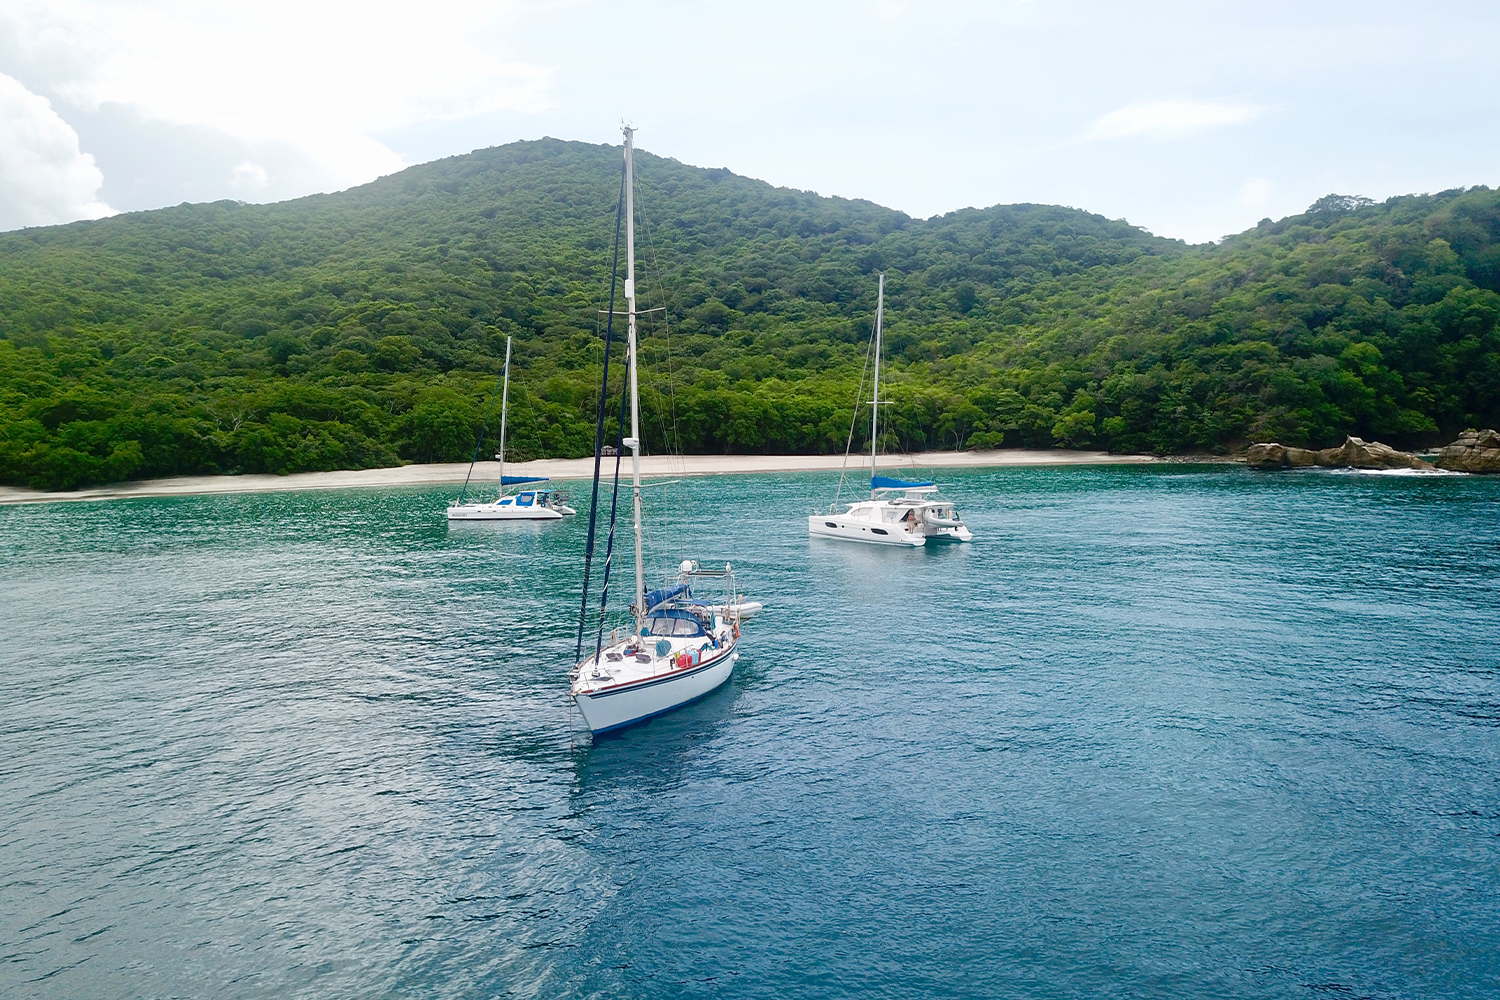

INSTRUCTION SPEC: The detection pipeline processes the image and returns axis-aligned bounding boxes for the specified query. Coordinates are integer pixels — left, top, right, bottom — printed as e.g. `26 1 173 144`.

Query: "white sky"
1 0 1497 242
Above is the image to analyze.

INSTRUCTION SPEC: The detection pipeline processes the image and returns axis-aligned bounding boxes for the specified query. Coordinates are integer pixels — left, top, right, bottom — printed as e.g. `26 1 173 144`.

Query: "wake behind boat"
447 335 576 521
569 126 758 735
808 274 974 547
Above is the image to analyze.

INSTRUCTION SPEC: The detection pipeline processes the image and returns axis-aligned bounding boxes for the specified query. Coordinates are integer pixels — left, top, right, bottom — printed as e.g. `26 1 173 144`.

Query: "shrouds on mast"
574 154 628 663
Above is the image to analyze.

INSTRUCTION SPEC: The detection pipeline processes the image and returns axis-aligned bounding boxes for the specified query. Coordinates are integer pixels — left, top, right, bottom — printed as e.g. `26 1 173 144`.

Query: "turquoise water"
2 465 1498 999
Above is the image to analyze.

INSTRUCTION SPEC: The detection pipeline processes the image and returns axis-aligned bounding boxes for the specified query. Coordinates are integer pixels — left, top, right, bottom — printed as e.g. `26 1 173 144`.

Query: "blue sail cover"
872 475 934 489
501 475 549 485
643 581 690 612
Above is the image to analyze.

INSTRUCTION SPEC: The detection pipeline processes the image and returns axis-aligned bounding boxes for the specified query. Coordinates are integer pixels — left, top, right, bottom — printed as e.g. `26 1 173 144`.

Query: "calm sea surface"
3 464 1498 999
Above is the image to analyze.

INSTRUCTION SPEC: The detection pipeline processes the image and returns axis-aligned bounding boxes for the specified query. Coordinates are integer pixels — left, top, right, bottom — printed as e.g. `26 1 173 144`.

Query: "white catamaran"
807 274 974 547
447 335 577 521
569 127 759 735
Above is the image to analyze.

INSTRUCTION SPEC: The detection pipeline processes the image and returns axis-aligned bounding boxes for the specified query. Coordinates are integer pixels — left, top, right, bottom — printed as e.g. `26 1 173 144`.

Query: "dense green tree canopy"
1 138 1497 489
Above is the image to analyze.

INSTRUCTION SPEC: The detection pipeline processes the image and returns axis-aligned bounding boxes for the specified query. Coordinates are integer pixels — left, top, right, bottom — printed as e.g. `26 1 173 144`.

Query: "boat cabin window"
517 493 534 506
642 614 705 637
498 498 513 506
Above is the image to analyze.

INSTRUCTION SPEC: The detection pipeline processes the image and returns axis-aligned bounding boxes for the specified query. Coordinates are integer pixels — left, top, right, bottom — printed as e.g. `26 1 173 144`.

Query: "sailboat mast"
496 335 511 495
624 127 646 623
870 273 884 493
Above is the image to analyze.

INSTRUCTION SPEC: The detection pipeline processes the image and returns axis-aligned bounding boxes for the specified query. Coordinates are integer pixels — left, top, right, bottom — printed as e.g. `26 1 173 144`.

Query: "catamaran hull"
807 514 926 546
807 513 972 546
573 648 738 734
447 504 574 520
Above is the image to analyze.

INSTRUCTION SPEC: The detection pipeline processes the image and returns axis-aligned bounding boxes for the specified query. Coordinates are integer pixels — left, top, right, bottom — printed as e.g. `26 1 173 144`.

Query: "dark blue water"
3 465 1498 999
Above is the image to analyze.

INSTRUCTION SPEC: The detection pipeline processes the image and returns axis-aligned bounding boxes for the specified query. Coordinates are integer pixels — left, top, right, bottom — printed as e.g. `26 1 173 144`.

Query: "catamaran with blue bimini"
448 335 576 521
809 475 972 547
808 274 974 547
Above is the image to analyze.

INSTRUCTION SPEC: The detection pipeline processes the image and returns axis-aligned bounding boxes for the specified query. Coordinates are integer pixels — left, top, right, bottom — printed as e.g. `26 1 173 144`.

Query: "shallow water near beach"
3 464 1498 999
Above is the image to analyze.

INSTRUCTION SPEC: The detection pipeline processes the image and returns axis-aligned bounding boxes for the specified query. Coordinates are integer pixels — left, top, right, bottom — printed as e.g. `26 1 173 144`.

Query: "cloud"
230 160 270 192
1082 99 1262 141
1 0 553 196
0 73 114 230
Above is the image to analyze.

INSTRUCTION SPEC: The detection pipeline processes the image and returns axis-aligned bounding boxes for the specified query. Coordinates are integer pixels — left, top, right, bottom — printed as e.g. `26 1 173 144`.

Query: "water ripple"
2 467 1498 998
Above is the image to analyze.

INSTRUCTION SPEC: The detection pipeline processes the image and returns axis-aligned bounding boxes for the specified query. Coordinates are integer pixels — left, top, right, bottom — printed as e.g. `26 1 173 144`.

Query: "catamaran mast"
870 273 884 493
624 127 646 624
496 335 511 494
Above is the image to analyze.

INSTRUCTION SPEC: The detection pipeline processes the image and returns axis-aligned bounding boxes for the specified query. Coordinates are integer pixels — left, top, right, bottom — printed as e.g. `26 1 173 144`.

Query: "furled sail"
642 581 690 613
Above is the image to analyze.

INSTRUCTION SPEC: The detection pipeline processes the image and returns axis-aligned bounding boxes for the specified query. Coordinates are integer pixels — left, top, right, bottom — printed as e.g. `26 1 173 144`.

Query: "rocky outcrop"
1434 428 1500 473
1246 436 1432 470
1245 442 1316 468
1314 436 1433 470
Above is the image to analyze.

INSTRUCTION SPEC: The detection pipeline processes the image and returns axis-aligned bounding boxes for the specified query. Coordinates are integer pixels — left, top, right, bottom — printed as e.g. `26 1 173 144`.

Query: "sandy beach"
0 449 1160 505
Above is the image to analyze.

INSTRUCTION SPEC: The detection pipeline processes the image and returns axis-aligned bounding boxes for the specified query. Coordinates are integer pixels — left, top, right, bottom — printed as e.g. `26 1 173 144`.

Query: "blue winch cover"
872 475 934 489
643 581 690 612
501 475 549 485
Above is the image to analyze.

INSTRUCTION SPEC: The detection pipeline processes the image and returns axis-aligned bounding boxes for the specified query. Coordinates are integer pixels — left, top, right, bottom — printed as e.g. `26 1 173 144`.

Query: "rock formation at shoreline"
1246 436 1433 470
1434 429 1500 473
1245 443 1317 468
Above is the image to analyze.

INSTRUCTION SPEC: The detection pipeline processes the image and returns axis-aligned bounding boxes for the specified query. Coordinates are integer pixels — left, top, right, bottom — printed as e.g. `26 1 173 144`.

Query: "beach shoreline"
0 449 1168 506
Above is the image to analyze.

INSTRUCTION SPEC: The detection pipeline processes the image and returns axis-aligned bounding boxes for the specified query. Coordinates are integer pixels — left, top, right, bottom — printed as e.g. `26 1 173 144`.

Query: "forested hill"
1 138 1498 490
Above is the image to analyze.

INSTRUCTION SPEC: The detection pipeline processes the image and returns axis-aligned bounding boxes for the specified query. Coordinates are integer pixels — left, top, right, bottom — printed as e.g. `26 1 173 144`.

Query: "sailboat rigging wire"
455 365 507 505
832 310 879 509
594 352 632 663
575 159 628 664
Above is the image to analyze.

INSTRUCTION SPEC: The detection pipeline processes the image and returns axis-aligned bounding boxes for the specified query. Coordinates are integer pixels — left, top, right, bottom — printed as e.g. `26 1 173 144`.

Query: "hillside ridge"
1 139 1496 490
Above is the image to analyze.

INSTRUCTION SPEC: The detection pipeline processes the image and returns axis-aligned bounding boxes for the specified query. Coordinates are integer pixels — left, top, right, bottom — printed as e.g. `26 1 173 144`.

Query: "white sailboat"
570 127 757 735
447 335 577 521
807 274 974 547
